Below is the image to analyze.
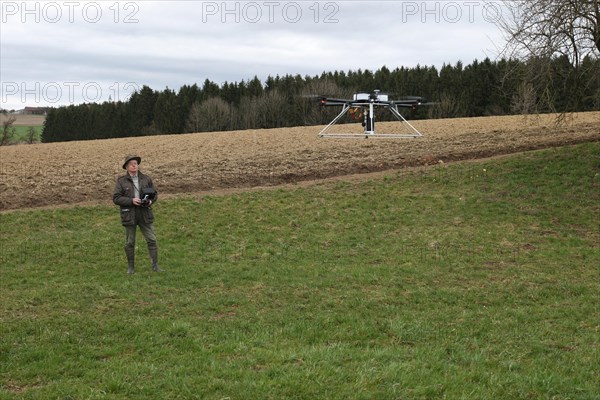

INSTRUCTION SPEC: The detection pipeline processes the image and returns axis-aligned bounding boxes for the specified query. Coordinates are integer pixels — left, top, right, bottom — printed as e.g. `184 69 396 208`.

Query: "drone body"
318 90 432 138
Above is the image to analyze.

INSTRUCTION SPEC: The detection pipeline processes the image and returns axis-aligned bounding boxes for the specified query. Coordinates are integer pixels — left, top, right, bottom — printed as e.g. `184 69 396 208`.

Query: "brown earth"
0 112 598 211
0 114 45 126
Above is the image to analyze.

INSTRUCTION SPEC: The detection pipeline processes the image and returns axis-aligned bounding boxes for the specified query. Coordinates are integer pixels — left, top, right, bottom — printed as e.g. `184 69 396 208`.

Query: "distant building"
23 107 49 115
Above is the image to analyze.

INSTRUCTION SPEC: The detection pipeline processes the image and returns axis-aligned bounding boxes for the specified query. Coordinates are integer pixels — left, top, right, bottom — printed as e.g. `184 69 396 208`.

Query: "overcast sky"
1 1 509 110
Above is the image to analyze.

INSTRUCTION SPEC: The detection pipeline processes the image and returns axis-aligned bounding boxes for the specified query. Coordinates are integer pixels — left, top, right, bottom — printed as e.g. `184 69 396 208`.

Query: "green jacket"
113 171 157 226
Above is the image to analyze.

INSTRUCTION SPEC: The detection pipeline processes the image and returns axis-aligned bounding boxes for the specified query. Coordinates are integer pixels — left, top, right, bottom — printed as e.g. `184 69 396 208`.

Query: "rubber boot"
149 247 163 272
125 246 135 275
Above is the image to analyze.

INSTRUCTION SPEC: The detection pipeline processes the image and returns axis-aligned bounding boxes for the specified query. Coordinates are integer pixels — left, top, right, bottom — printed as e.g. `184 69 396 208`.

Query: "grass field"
0 114 44 144
0 142 598 399
10 126 43 143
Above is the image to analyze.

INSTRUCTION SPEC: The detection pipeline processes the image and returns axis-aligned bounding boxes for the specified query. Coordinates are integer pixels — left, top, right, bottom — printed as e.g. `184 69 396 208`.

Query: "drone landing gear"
319 104 423 139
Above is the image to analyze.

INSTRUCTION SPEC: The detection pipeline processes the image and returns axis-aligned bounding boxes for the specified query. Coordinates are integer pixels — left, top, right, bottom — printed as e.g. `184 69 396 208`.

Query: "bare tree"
496 1 599 61
429 93 463 119
511 81 539 115
185 101 204 133
186 97 233 133
237 96 260 130
0 116 16 146
255 89 288 129
493 0 600 113
299 80 354 125
26 126 37 144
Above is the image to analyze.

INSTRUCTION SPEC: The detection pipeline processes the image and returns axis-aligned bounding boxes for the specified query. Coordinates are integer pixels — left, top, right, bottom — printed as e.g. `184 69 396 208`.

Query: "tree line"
42 56 599 143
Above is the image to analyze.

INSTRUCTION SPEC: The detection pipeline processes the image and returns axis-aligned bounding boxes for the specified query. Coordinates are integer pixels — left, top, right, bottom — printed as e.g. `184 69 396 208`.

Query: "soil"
0 112 598 211
0 114 45 126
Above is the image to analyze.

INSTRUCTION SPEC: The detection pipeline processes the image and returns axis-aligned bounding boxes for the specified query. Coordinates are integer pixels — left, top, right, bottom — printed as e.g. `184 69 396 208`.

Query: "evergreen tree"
41 56 599 142
154 88 182 134
129 85 158 135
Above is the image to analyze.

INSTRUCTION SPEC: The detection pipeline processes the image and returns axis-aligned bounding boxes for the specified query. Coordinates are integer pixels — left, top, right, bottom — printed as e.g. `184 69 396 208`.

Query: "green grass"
7 126 43 144
1 142 598 399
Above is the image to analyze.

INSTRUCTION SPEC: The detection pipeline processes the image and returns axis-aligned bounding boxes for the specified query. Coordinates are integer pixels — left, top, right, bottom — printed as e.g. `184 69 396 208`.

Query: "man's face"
126 160 138 175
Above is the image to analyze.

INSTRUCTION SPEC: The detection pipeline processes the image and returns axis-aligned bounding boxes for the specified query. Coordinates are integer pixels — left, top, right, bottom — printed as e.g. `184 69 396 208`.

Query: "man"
113 155 163 274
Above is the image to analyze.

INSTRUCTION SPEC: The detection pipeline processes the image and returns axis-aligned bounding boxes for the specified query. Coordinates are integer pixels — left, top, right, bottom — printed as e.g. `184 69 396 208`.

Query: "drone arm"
318 104 351 137
393 101 420 108
389 105 423 137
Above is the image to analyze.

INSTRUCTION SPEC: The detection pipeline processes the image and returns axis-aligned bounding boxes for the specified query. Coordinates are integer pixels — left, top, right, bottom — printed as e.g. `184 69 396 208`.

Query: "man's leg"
139 222 162 272
124 225 137 274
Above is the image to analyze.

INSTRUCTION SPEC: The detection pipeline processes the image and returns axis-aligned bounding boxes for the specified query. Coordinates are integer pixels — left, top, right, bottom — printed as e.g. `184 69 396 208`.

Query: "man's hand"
132 197 142 206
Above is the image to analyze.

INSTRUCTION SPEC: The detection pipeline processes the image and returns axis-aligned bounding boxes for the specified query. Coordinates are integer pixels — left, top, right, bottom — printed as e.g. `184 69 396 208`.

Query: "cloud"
0 1 506 109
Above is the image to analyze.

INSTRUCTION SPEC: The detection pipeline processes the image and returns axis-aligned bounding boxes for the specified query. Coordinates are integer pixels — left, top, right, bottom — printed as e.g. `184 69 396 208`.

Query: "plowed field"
0 112 598 211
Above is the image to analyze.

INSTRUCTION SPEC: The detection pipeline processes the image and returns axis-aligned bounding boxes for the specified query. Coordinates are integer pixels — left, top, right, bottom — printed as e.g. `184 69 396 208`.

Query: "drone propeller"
322 97 353 103
395 96 425 102
301 94 331 99
301 94 353 103
303 91 438 113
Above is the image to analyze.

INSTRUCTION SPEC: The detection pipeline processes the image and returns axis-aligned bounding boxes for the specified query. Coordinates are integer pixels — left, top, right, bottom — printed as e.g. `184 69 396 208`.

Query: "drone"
316 90 434 138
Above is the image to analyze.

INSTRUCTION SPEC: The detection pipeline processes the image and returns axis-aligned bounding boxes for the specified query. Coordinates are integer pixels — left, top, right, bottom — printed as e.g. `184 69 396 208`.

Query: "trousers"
124 208 158 252
125 222 157 250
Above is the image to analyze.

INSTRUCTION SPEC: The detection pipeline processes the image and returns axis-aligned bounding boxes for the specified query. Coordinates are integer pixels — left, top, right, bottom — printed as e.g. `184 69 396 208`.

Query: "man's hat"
122 155 141 169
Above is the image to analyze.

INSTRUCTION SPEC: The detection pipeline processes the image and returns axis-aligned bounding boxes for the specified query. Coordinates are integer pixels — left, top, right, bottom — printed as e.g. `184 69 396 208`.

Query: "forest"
41 56 600 142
